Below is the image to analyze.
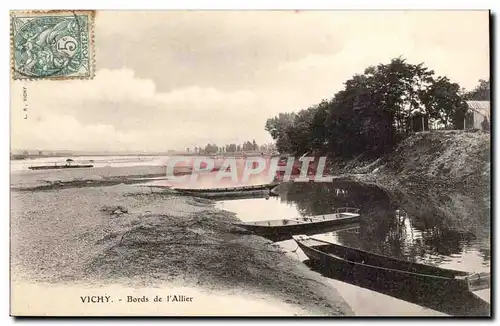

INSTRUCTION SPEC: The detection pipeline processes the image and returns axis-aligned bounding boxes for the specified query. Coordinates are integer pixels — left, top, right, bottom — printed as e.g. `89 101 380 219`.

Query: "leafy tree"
252 139 258 151
421 76 467 129
464 79 490 101
204 143 219 154
265 112 296 153
265 57 468 159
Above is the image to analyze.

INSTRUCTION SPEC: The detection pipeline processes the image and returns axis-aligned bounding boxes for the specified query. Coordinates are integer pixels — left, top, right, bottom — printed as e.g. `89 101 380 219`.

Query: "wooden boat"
173 183 279 197
175 183 278 193
293 235 490 295
28 158 93 170
181 189 273 199
138 182 280 198
233 207 361 235
28 164 94 170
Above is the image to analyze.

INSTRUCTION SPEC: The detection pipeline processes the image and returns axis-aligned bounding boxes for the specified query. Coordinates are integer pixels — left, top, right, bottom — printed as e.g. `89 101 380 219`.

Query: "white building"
465 101 490 130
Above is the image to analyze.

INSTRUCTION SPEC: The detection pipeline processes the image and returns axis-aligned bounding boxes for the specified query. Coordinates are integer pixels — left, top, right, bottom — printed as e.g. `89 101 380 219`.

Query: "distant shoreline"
10 151 277 160
10 153 168 160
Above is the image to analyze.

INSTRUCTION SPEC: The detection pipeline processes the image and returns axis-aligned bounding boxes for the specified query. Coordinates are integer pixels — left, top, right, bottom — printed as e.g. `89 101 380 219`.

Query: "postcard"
10 10 491 317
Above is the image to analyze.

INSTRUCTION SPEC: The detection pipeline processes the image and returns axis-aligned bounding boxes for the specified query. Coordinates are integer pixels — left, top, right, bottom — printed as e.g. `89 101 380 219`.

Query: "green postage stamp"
11 10 95 80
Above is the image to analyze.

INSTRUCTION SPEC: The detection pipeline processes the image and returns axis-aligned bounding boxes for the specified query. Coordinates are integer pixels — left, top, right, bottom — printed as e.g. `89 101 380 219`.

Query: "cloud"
10 11 489 152
11 112 133 151
277 10 489 92
11 68 271 151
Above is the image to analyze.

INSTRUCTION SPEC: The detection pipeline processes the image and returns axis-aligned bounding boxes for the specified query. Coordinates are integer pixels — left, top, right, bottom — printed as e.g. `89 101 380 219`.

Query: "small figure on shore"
481 117 490 131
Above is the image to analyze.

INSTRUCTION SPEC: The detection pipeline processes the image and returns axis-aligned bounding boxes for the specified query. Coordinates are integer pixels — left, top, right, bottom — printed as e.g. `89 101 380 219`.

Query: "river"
10 156 168 172
10 156 490 315
216 181 491 316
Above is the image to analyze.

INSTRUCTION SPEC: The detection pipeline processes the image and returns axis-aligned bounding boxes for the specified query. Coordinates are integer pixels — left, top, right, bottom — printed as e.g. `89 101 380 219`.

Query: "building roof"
466 101 490 119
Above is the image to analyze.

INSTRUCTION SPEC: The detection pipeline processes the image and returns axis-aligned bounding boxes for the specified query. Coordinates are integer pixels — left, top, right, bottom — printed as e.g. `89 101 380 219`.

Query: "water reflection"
303 258 490 316
217 180 491 315
269 182 491 273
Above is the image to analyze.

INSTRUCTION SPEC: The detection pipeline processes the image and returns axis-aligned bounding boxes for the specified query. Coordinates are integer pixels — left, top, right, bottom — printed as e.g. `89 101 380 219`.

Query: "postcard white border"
1 1 497 325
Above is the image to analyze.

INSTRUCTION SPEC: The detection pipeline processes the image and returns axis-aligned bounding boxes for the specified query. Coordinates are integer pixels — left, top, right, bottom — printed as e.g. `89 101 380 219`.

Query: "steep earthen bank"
352 130 489 185
334 130 490 233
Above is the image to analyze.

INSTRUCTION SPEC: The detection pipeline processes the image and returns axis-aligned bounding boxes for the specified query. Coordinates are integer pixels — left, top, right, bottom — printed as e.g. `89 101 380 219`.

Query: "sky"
11 10 490 152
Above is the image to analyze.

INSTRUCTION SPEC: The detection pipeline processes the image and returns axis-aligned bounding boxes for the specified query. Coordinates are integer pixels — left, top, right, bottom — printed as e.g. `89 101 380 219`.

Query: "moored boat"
180 189 272 199
173 183 279 198
28 158 94 170
138 182 280 198
174 182 278 193
293 235 490 295
233 207 360 235
28 164 94 170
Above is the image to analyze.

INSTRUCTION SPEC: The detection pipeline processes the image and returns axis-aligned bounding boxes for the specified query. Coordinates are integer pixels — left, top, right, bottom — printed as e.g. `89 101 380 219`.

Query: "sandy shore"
10 166 353 316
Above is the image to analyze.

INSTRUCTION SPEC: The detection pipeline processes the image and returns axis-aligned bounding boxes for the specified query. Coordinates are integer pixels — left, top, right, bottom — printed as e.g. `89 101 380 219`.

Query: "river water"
11 156 490 315
216 181 491 316
10 156 167 172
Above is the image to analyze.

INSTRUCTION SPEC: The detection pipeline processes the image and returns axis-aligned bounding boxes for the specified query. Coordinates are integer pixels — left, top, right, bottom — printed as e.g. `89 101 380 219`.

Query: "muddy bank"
334 130 490 185
340 130 490 191
329 130 490 233
10 180 352 316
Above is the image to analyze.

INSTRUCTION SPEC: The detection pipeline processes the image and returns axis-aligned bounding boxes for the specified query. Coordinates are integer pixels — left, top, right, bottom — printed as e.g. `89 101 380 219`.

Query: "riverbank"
10 129 490 316
10 173 352 316
334 130 489 188
329 130 490 232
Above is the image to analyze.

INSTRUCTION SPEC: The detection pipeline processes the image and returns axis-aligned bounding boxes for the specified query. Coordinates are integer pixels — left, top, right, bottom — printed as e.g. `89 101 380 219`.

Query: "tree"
265 57 469 159
421 76 467 129
252 139 257 151
265 112 296 153
361 58 435 134
204 143 219 154
464 79 490 101
285 107 318 155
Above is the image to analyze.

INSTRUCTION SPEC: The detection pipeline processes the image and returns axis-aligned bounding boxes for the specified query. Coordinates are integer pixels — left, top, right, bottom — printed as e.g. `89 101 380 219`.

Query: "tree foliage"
421 76 467 129
264 112 296 153
464 79 490 101
189 140 275 154
265 57 474 159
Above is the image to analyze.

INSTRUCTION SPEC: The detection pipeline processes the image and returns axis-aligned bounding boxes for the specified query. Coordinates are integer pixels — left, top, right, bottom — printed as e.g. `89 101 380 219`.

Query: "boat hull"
234 214 360 236
28 164 94 170
172 183 279 198
177 189 272 199
296 240 471 296
175 183 278 193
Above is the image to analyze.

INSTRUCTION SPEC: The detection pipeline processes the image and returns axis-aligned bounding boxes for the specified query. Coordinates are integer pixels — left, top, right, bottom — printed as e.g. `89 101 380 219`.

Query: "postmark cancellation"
11 10 95 80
